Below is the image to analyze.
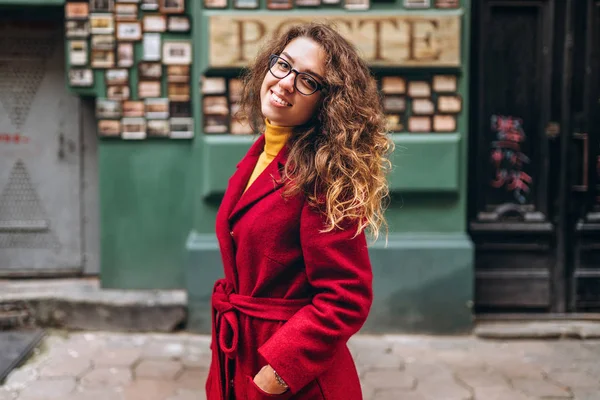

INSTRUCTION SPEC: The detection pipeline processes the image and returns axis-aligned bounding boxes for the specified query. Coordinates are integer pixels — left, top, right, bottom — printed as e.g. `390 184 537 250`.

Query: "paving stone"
362 369 416 391
488 360 546 380
141 341 185 360
547 371 600 389
17 378 76 400
0 389 16 400
167 389 206 400
415 379 473 400
472 387 533 400
356 351 404 372
511 378 572 398
2 366 39 392
121 379 178 400
175 368 208 390
80 367 133 388
455 368 509 389
571 389 600 400
38 356 91 378
94 349 142 368
372 389 425 400
61 387 126 400
135 360 183 380
404 361 454 381
180 351 211 369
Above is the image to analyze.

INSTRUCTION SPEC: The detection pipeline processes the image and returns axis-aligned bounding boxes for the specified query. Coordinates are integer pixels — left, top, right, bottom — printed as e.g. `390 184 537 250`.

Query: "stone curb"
474 321 600 339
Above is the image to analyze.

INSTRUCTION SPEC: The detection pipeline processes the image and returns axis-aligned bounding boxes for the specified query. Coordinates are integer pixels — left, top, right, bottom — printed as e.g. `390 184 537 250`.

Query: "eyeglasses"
268 54 325 96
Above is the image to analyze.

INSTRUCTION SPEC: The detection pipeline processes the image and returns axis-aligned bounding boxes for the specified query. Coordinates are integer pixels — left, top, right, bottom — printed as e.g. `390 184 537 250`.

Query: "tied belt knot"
210 279 311 399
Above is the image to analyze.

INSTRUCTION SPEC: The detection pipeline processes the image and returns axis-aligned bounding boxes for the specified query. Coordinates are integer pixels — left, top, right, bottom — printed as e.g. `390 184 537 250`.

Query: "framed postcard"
229 79 243 102
65 3 89 19
437 95 462 113
121 117 147 140
117 0 140 2
123 100 145 117
201 77 226 94
170 101 191 118
69 40 88 66
96 98 122 119
322 0 341 4
91 49 114 68
433 115 456 132
233 0 258 9
66 20 90 38
98 120 121 136
117 42 134 67
91 35 115 50
167 65 189 83
139 62 162 79
203 96 228 115
204 0 227 8
162 41 192 65
107 85 130 100
403 0 430 8
143 14 166 32
145 98 169 119
90 13 114 34
168 83 190 101
170 117 193 139
140 0 159 9
167 16 190 32
105 68 129 85
231 118 253 135
385 114 403 132
68 68 94 87
143 33 161 61
412 98 435 115
138 80 161 98
116 21 142 41
344 0 369 10
147 119 170 137
408 116 432 132
115 3 138 20
381 77 406 94
407 81 431 98
383 96 405 113
90 0 114 12
296 0 320 6
267 0 292 9
432 75 458 93
203 115 227 134
160 0 185 12
435 0 458 8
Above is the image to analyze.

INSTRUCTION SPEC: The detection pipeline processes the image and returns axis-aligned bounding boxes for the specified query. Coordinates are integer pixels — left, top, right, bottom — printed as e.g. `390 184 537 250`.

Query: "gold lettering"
235 20 266 62
358 18 399 61
405 19 441 61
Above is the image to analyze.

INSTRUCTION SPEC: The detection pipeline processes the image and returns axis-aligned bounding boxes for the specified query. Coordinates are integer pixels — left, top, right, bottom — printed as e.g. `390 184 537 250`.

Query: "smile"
270 90 292 107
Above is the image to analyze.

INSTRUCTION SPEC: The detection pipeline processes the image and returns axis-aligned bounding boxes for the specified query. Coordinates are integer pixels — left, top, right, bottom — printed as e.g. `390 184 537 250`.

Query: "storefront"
1 0 475 333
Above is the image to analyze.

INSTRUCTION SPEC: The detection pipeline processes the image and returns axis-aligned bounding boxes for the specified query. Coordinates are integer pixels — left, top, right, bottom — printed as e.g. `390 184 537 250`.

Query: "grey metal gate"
0 19 82 276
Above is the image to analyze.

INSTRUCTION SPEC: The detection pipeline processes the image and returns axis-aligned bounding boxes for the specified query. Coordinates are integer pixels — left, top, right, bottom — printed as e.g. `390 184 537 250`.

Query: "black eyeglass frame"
268 54 326 96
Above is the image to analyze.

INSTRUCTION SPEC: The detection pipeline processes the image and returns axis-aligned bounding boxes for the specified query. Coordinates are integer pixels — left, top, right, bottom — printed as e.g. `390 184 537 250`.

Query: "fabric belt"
210 279 311 400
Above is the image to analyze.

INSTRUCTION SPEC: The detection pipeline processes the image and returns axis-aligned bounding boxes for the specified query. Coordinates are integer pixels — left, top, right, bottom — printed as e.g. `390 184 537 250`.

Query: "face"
260 37 326 127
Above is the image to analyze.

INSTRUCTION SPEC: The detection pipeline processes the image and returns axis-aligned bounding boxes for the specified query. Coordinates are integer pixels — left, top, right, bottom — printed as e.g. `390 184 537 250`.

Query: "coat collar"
225 134 289 223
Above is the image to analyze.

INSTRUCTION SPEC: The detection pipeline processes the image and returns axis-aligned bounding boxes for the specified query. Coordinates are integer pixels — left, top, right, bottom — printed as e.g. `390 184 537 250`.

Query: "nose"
278 73 295 93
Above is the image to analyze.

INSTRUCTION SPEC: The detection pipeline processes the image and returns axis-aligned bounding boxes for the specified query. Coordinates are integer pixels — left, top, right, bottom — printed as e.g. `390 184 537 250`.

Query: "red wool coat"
206 134 373 400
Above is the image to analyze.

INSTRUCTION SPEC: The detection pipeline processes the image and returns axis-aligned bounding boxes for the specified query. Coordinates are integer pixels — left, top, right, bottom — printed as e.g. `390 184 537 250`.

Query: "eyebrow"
281 51 325 83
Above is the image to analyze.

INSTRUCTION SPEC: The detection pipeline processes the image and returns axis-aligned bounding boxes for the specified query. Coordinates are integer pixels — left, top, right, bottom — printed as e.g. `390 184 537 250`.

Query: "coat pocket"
245 375 293 400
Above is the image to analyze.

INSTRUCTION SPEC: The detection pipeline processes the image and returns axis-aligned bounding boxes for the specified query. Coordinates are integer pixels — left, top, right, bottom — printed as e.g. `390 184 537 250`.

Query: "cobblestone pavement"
0 331 599 400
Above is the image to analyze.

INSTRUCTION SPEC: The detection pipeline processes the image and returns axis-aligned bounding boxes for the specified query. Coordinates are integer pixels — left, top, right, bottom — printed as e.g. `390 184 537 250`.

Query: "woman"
207 22 393 400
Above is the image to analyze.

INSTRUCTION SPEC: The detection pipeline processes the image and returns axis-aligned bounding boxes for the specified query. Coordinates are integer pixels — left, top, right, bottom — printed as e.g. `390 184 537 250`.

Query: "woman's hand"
253 365 288 395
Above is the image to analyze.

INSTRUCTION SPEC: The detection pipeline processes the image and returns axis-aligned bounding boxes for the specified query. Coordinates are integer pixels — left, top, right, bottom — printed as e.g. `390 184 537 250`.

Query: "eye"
300 75 318 91
276 60 290 70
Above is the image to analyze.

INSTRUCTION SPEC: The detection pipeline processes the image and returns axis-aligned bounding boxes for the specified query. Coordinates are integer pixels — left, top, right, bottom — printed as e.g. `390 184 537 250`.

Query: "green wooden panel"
0 0 63 5
99 141 193 289
185 231 473 334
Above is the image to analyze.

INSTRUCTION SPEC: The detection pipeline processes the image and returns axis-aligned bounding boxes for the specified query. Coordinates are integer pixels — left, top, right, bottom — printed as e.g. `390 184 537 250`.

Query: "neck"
264 119 292 157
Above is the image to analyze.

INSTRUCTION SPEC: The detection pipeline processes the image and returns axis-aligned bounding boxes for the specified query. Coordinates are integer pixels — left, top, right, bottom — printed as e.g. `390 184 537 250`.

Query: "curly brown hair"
236 22 394 240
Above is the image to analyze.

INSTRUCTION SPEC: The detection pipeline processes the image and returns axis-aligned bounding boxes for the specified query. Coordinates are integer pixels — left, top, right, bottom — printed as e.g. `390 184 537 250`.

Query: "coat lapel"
228 138 289 223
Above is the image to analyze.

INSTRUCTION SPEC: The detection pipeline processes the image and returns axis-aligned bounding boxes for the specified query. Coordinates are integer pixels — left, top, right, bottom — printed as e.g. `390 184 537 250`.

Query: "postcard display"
64 0 194 139
201 0 462 135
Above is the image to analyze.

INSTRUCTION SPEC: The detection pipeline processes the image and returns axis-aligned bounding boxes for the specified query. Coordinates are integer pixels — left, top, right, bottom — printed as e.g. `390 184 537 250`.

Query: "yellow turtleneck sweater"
244 119 292 192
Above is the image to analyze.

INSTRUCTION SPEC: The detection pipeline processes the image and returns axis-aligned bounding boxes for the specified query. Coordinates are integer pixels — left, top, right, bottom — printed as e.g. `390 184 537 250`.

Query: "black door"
469 0 600 315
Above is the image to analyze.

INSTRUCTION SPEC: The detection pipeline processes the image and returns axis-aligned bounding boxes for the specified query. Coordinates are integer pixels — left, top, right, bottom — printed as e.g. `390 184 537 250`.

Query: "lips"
270 90 292 107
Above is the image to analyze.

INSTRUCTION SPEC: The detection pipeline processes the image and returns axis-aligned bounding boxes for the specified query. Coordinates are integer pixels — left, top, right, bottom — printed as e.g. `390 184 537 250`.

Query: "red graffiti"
0 133 30 144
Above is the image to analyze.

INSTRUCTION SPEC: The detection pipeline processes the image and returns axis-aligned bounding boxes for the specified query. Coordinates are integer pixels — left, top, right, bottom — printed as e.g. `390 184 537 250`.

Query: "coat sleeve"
257 200 373 394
